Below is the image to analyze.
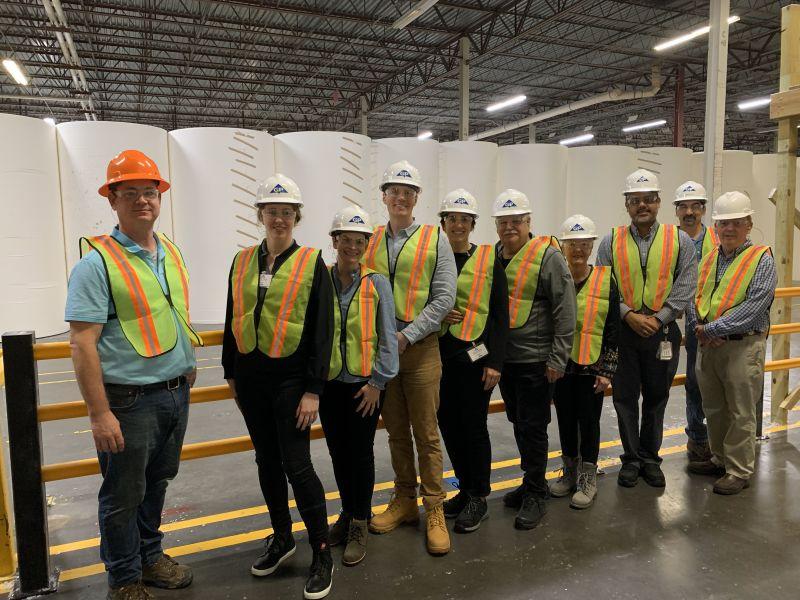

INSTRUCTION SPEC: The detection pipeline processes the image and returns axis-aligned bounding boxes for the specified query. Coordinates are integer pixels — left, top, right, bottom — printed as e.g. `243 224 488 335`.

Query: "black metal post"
2 331 58 597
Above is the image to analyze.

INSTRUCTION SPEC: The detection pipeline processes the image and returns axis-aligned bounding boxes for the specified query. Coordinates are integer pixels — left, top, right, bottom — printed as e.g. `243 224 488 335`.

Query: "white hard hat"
438 188 478 217
559 214 597 240
329 205 373 236
712 191 754 220
255 173 303 207
380 160 422 192
673 180 708 204
492 189 531 217
624 168 660 194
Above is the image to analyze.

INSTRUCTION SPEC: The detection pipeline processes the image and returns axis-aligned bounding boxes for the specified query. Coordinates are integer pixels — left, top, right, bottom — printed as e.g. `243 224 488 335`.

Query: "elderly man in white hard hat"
492 189 576 531
596 169 697 489
686 191 775 495
364 160 456 556
673 181 718 463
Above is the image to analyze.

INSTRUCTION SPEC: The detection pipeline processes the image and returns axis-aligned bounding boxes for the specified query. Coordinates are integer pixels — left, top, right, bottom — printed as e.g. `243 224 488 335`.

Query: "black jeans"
612 320 681 467
499 361 554 499
438 359 492 497
319 380 381 520
235 374 328 547
553 374 604 464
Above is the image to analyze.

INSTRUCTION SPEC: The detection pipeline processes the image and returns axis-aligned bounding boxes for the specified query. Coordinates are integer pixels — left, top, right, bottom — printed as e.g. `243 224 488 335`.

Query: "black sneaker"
304 548 333 600
328 510 351 546
514 495 546 530
443 490 469 519
251 533 296 577
641 463 666 488
503 484 526 509
454 496 488 533
617 463 640 488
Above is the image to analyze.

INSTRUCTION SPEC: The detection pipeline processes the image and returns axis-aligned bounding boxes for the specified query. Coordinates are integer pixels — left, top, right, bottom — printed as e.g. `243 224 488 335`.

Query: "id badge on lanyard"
467 342 489 363
658 326 672 361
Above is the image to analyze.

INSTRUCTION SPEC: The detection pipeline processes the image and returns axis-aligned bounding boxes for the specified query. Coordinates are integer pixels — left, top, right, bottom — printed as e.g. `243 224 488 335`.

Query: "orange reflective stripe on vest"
702 226 719 259
459 245 492 341
358 275 377 376
695 245 770 322
651 223 677 310
404 225 435 321
507 236 553 328
270 247 316 357
572 266 611 366
613 227 637 310
231 245 258 353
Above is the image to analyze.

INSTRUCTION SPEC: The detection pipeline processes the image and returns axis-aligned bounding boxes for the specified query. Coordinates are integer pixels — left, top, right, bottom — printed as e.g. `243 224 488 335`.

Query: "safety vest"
230 244 319 357
440 244 494 342
329 265 381 379
571 266 611 366
502 236 560 329
611 224 680 312
700 226 720 260
695 244 770 322
80 233 203 358
363 224 439 323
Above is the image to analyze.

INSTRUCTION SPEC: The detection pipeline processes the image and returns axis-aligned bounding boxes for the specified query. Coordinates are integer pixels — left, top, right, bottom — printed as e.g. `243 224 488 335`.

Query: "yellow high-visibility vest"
571 266 611 365
502 236 560 329
440 244 494 341
695 245 770 322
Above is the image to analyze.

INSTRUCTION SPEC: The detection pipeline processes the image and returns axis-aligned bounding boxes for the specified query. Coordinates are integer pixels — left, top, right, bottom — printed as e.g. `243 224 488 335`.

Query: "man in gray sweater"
492 189 576 531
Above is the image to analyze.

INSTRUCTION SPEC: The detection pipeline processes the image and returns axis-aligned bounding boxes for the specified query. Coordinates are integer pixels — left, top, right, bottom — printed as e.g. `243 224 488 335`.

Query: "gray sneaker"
549 455 578 498
342 519 368 566
570 462 598 510
107 582 154 600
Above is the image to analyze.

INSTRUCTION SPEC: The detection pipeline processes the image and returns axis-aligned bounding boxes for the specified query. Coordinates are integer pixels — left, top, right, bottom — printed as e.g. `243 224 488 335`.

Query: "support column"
702 0 730 205
458 37 470 140
673 64 684 148
360 95 368 136
528 123 536 143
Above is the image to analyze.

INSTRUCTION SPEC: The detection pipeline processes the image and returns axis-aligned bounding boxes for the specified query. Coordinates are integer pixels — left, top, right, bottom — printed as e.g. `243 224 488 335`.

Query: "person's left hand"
186 368 197 388
296 393 319 430
443 309 464 325
396 332 410 355
355 383 381 417
594 375 611 393
546 367 564 383
482 367 501 391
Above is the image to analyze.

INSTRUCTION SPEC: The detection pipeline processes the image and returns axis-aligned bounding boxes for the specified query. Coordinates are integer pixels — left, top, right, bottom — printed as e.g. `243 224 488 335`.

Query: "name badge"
658 341 673 361
259 273 273 289
467 343 489 363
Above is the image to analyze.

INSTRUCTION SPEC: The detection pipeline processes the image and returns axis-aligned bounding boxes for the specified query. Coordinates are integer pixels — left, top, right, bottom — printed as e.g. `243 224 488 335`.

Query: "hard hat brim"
712 210 754 220
624 187 660 194
254 198 304 207
381 180 421 193
99 174 170 198
330 227 373 236
560 234 597 240
493 209 530 217
672 196 707 204
439 208 478 217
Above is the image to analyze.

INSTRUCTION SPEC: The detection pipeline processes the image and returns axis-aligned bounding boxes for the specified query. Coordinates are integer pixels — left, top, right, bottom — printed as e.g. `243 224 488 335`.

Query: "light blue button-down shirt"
65 227 196 385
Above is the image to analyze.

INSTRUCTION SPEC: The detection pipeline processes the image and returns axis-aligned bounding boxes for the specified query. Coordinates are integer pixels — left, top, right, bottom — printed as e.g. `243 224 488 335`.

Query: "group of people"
66 150 776 600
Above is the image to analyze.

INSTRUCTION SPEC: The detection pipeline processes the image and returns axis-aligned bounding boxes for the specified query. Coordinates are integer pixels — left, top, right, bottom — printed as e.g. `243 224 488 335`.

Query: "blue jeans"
98 381 189 587
684 326 708 444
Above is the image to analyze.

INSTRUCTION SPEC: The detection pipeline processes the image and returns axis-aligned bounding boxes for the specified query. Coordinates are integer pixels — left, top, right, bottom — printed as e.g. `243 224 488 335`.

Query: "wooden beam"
767 192 800 230
770 86 800 120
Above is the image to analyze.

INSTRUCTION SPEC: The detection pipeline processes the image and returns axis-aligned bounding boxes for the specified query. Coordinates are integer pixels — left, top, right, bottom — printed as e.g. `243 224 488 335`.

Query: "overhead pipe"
468 65 662 141
0 93 85 103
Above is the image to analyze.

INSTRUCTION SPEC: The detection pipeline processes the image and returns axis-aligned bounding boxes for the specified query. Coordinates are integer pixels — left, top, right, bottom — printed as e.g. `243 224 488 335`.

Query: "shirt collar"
720 239 753 259
259 239 298 258
386 220 418 238
629 220 660 241
111 226 162 259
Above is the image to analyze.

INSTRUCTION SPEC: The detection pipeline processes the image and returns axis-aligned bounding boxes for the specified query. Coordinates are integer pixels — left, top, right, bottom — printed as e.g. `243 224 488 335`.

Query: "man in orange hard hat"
66 149 202 600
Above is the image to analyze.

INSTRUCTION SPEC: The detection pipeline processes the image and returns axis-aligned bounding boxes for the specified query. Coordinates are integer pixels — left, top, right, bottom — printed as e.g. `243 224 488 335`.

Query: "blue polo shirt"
65 227 196 385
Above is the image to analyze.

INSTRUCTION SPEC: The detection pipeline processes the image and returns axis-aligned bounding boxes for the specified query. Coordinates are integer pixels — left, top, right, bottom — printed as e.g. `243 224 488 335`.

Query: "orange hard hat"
98 149 170 197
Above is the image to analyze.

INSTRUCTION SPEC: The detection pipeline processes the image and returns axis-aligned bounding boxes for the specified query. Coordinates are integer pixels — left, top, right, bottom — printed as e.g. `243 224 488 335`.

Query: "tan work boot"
142 554 193 589
570 462 597 510
107 582 153 600
369 495 419 534
425 504 450 555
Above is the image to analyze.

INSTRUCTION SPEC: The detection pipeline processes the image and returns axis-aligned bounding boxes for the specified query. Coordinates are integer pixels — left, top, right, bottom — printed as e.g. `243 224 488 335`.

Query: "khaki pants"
695 334 766 479
382 333 445 509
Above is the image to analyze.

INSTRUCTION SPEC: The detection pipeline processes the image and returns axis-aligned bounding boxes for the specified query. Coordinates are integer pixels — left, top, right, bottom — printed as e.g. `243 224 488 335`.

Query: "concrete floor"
3 324 800 600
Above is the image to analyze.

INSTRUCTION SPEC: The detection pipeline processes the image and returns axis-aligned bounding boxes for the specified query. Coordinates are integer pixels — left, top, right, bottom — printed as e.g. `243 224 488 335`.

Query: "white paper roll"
169 128 275 324
751 154 777 249
0 114 67 337
636 146 693 205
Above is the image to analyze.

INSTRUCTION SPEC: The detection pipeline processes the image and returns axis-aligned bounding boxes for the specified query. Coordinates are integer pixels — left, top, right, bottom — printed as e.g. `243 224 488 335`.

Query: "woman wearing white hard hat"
221 173 335 598
436 189 509 533
320 206 398 567
550 215 620 509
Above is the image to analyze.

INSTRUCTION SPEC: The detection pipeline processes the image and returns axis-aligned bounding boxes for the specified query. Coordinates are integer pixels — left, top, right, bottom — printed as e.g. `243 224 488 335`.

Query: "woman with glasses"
550 215 619 509
221 173 334 599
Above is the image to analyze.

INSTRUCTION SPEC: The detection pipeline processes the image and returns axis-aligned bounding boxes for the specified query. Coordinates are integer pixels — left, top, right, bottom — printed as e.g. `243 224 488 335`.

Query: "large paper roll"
636 146 693 206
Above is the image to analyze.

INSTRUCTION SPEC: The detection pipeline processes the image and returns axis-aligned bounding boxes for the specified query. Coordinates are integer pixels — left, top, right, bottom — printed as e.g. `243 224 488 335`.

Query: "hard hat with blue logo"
255 173 303 207
624 168 660 194
329 205 373 236
492 188 531 217
673 180 708 204
380 160 423 192
438 188 478 217
559 214 597 240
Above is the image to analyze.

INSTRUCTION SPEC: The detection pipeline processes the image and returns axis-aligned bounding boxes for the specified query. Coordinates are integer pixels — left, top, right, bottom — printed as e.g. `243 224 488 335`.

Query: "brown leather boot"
141 554 193 589
713 474 750 495
368 495 419 534
687 439 712 462
425 504 450 555
107 582 153 600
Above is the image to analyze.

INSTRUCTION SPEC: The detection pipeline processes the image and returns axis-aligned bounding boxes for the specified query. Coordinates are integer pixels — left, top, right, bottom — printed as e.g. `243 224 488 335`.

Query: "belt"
720 331 763 341
105 375 187 394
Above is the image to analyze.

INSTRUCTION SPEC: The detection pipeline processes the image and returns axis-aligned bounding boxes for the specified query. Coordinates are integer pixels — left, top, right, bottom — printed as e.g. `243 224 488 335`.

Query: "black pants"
438 359 492 497
612 320 681 467
553 374 603 464
319 380 381 520
235 374 328 547
499 361 554 498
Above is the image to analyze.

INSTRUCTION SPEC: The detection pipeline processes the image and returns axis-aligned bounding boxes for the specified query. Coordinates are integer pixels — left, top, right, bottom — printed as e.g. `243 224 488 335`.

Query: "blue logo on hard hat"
570 223 585 231
454 197 469 205
502 199 517 208
349 215 365 224
270 184 288 194
683 184 696 192
397 169 412 178
636 175 649 183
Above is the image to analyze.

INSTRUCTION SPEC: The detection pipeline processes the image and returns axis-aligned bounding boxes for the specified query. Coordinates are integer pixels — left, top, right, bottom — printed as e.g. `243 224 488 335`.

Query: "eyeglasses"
263 208 296 219
676 202 705 213
385 186 417 200
496 217 530 229
564 240 593 250
443 214 475 225
116 188 159 202
625 195 660 207
336 234 367 248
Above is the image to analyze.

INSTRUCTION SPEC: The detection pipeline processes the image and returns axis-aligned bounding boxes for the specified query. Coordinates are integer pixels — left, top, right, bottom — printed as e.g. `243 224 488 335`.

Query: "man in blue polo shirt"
66 149 199 600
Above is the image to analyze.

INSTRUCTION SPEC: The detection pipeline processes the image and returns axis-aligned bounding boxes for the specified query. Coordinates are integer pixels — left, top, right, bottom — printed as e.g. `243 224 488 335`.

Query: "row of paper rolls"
0 113 790 336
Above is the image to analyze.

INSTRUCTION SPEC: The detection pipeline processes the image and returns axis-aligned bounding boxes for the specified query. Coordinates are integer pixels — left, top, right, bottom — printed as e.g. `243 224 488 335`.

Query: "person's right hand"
625 312 659 338
91 411 124 453
226 378 241 410
443 309 464 325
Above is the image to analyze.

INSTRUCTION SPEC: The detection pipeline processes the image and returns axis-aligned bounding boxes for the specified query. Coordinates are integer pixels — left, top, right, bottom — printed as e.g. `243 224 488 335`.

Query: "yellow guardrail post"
0 441 16 580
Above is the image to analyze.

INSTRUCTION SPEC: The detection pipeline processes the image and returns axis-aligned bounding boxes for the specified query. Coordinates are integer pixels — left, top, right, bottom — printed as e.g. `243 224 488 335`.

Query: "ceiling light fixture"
392 0 439 30
486 95 527 113
738 97 771 110
559 133 594 146
654 15 740 52
417 130 433 140
622 119 667 133
2 58 29 85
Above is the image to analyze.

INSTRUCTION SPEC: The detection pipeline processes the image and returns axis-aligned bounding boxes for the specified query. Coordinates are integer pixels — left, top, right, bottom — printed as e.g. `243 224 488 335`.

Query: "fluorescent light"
654 15 740 51
2 58 29 85
392 0 439 30
43 117 55 126
622 119 667 133
738 97 771 110
559 133 594 146
486 94 527 112
417 130 433 140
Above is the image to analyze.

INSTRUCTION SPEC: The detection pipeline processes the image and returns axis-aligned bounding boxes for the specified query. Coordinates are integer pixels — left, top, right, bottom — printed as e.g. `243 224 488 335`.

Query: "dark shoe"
713 474 750 496
251 533 296 576
641 463 666 488
443 490 469 519
454 496 488 533
687 439 712 462
688 459 725 477
107 582 153 600
304 547 333 599
514 495 546 530
617 463 640 488
141 554 192 589
503 484 526 509
328 510 351 547
342 519 367 566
